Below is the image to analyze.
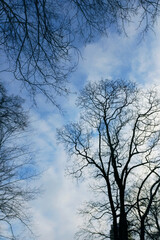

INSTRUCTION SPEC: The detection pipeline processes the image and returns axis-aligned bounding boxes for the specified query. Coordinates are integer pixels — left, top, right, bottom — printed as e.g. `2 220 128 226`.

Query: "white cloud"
31 158 89 240
77 20 160 89
27 108 90 240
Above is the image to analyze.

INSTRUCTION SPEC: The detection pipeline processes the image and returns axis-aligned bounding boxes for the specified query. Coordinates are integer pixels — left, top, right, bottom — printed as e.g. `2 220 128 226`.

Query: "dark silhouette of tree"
0 83 38 239
58 79 160 240
0 0 78 106
72 0 160 37
1 0 160 105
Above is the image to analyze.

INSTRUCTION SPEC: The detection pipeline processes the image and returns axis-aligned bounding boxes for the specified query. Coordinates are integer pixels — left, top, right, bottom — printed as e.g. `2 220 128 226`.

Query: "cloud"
31 155 89 240
27 109 90 240
76 20 160 88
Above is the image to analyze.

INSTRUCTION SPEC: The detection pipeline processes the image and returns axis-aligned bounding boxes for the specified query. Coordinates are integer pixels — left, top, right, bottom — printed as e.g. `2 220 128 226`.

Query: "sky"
26 21 160 240
2 16 160 240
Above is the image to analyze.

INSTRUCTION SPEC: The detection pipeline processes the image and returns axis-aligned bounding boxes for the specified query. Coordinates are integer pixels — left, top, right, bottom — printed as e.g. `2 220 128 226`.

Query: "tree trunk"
112 220 120 240
119 212 128 240
119 188 128 240
140 219 145 240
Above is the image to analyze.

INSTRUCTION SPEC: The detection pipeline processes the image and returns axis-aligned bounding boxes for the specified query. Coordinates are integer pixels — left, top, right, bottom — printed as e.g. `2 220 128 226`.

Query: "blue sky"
30 21 160 239
3 17 160 240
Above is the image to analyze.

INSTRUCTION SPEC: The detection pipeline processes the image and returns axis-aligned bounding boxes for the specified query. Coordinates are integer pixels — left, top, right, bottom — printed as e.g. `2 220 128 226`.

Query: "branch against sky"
58 79 160 240
1 0 160 106
0 83 39 239
0 0 78 107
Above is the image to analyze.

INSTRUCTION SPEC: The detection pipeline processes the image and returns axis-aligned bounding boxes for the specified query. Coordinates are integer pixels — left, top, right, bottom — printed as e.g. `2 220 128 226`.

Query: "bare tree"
72 0 160 37
0 83 38 239
58 79 160 240
0 0 78 106
1 1 160 106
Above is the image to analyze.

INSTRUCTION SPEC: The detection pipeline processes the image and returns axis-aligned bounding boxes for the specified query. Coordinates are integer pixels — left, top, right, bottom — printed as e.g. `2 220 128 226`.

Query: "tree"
58 79 160 240
0 0 77 106
72 0 160 37
1 0 160 106
0 83 38 239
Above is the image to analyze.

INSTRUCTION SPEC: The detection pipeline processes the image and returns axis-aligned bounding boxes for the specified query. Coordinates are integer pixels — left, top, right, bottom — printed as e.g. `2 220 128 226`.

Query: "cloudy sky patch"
5 16 160 240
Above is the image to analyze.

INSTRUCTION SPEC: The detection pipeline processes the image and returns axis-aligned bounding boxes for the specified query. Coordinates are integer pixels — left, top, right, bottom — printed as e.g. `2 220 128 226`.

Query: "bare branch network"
58 79 160 240
0 84 39 239
0 0 160 104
